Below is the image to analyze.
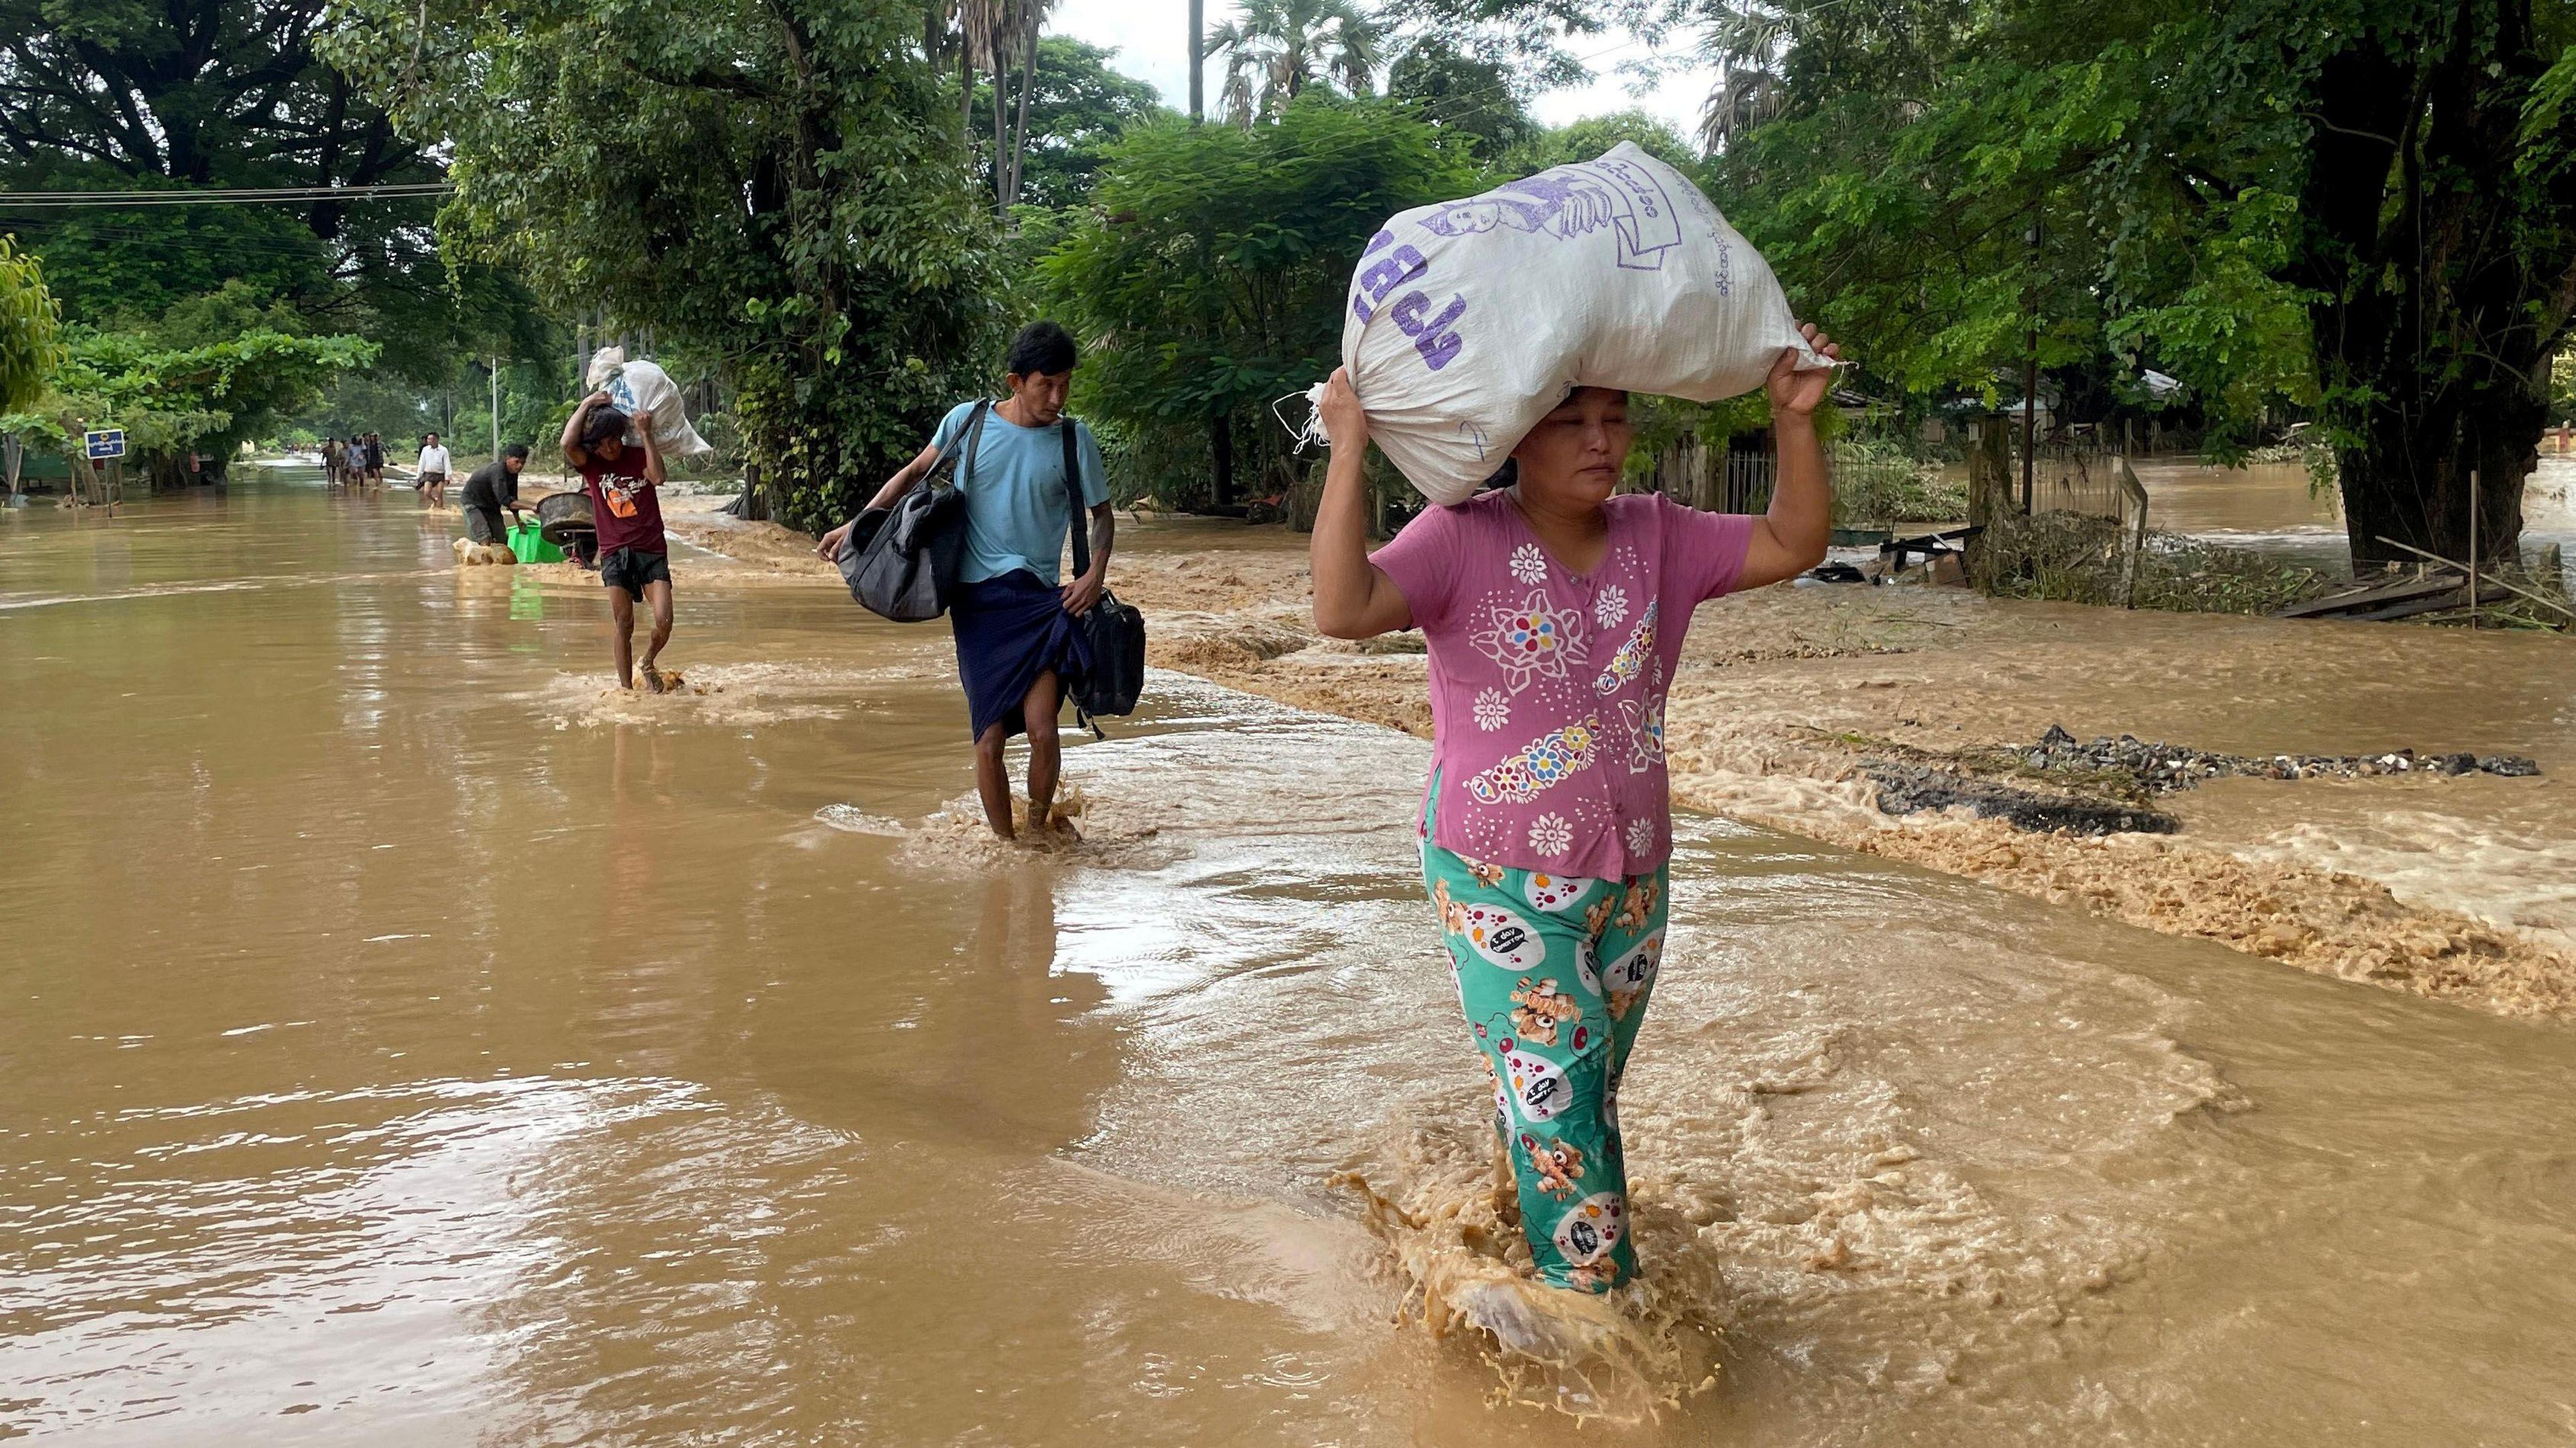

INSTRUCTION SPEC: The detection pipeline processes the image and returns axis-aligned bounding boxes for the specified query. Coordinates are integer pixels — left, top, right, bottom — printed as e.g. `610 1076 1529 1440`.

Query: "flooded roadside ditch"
5 469 2575 1443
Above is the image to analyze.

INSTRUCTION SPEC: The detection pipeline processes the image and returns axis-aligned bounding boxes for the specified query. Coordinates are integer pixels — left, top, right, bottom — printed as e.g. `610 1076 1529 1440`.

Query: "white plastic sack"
584 347 714 457
1339 142 1827 504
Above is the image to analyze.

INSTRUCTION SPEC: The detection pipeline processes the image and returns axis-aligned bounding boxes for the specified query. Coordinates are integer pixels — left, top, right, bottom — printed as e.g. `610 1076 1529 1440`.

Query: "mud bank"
661 502 2576 1021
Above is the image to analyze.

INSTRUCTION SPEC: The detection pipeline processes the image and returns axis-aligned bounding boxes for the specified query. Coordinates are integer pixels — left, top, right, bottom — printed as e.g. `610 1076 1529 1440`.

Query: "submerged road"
5 469 2575 1443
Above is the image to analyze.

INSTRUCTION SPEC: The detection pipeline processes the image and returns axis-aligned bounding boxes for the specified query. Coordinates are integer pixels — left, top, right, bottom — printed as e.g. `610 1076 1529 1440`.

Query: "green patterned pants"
1418 811 1669 1291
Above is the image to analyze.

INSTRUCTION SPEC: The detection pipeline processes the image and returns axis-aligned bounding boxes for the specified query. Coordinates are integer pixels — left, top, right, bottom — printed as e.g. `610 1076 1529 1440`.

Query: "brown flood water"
7 469 2576 1443
2130 453 2576 584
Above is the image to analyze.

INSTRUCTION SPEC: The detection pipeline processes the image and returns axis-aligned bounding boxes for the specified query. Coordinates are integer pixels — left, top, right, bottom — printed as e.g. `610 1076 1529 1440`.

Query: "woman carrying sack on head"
1307 323 1841 1315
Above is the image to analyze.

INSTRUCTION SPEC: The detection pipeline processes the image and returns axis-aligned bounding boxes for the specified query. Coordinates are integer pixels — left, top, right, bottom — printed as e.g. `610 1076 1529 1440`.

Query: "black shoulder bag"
838 400 987 622
1060 418 1145 728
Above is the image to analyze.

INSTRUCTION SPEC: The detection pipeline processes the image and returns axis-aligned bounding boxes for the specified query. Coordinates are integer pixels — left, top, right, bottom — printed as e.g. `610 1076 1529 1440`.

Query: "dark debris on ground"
1855 724 2540 838
2015 723 2540 793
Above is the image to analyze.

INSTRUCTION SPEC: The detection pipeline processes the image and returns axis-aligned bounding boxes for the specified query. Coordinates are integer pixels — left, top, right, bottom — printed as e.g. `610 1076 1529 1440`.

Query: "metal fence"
1643 432 2145 537
1651 439 1919 516
1722 449 1776 512
2023 441 2127 522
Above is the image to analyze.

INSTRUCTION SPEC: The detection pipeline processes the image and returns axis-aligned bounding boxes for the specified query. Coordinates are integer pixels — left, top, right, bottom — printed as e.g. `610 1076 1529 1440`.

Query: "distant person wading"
1307 322 1842 1308
416 433 452 508
817 321 1113 844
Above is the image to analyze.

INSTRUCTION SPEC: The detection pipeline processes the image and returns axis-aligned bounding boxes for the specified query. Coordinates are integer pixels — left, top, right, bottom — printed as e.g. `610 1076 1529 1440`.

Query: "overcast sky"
1049 0 1717 140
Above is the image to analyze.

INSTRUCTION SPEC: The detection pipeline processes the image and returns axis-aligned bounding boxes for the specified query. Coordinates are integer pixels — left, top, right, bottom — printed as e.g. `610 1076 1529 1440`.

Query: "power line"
0 183 453 209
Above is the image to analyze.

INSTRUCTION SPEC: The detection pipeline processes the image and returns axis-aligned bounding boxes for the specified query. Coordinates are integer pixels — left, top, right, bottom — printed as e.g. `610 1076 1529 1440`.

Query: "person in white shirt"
416 433 453 508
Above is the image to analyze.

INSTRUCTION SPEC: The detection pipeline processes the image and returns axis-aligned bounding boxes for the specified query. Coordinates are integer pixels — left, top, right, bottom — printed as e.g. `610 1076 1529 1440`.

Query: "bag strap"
1060 414 1110 741
951 398 994 491
1060 416 1090 579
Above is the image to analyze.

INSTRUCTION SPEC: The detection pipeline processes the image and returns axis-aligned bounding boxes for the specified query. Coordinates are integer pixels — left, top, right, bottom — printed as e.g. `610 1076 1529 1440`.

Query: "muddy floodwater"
8 470 2576 1443
2132 454 2576 583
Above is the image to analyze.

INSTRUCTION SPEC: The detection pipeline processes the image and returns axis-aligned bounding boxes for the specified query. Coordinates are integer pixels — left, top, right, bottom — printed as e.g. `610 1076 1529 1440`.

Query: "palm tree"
1697 3 1788 152
1205 0 1383 127
963 0 1055 213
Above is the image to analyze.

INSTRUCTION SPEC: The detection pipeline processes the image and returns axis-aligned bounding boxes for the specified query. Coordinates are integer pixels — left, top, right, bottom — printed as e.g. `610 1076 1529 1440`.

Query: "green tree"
0 235 64 412
1501 109 1701 174
1693 0 2576 565
331 0 1004 529
1209 0 1387 125
1044 96 1479 507
1386 37 1538 161
969 38 1172 213
44 326 376 485
0 0 539 382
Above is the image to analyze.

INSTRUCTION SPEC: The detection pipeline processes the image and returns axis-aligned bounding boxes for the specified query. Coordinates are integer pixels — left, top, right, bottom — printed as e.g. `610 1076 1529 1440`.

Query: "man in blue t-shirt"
818 320 1114 844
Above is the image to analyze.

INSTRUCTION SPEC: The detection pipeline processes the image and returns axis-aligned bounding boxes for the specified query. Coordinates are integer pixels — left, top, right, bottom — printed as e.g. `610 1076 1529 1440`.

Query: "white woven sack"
584 347 714 457
1339 142 1827 504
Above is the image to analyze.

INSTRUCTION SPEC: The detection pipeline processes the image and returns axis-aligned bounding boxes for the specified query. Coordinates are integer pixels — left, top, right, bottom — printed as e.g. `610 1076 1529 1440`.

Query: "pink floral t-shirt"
1370 490 1755 878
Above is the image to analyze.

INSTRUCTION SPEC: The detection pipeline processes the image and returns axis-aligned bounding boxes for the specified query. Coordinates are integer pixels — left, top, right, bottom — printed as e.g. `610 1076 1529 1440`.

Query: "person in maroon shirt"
560 390 673 691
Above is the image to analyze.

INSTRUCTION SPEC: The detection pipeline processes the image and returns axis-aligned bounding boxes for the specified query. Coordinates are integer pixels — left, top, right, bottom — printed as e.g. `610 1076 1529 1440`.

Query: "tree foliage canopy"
40 324 375 463
1042 96 1480 501
969 38 1172 213
1696 0 2576 560
0 235 64 412
0 0 536 380
331 0 1005 528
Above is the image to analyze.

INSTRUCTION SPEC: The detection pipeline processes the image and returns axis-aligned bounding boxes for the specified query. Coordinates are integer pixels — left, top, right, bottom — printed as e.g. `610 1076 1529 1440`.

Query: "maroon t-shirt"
580 445 665 555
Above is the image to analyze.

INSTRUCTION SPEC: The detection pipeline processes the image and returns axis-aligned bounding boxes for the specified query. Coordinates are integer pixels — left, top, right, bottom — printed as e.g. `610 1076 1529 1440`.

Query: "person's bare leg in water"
608 581 637 689
637 578 673 693
1021 670 1074 840
969 671 1068 842
972 719 1016 840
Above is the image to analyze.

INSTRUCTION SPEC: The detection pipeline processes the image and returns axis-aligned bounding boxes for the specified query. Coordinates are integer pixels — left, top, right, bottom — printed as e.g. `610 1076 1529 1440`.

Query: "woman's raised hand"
1765 322 1842 420
1320 367 1368 453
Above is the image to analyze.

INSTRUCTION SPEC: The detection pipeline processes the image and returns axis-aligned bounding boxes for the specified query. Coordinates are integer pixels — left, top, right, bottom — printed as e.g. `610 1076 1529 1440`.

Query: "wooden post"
1211 413 1234 509
2468 468 2479 630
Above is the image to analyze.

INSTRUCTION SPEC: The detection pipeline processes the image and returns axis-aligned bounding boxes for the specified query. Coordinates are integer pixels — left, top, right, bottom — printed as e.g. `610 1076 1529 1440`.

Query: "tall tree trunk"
2292 4 2576 567
2336 398 2535 569
989 30 1010 216
1964 412 2015 579
1004 17 1037 210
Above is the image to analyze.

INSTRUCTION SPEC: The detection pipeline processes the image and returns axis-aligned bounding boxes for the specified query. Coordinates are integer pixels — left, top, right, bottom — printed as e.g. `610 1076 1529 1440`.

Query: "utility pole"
1189 0 1204 121
491 357 502 455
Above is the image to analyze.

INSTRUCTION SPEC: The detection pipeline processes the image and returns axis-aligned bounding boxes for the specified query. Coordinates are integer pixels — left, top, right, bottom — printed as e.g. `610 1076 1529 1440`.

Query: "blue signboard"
85 429 126 460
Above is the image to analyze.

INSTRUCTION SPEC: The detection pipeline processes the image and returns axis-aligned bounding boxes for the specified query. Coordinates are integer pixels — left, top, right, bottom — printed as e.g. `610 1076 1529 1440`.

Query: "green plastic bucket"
508 518 564 564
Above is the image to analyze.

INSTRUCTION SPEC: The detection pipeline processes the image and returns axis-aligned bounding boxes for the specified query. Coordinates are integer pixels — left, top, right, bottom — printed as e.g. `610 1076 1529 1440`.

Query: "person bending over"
816 320 1112 843
1307 323 1840 1303
460 443 529 551
561 394 674 692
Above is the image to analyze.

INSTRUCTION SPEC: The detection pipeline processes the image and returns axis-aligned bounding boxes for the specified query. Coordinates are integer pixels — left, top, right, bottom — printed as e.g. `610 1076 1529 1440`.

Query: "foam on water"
1338 1113 1727 1425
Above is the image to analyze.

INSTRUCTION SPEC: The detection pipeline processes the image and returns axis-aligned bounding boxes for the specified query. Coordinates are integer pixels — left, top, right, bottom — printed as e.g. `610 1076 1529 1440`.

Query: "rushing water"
7 470 2576 1443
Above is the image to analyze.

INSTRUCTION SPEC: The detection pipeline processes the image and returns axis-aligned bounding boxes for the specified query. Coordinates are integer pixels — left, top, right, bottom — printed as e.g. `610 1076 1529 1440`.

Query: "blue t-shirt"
930 402 1110 586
